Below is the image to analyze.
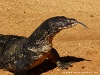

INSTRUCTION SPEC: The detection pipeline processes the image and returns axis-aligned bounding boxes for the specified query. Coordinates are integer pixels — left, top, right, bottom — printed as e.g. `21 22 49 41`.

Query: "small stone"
90 15 94 17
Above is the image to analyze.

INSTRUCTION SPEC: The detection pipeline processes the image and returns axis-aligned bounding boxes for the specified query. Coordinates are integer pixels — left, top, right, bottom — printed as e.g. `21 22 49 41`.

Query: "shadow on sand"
27 56 90 75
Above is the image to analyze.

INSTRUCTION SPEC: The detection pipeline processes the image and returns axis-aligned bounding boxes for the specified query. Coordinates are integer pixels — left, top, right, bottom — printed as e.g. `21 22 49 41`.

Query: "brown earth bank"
0 0 100 75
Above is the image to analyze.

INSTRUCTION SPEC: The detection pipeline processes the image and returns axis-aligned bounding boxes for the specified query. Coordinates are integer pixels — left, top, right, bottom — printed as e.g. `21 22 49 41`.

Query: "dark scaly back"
0 34 25 58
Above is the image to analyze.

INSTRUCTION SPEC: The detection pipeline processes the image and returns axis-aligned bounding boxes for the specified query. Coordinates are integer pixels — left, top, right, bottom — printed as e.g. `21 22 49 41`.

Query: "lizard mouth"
62 21 89 30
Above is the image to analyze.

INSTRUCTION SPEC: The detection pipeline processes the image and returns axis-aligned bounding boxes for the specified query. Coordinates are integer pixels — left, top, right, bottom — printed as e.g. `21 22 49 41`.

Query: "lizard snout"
69 18 89 29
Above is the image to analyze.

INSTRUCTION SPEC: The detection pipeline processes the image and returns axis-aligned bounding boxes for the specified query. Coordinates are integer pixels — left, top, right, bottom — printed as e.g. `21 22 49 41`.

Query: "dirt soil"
0 0 100 75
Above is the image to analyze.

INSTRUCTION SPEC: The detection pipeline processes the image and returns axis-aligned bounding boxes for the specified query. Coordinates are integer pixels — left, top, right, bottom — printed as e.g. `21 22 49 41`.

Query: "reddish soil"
0 0 100 75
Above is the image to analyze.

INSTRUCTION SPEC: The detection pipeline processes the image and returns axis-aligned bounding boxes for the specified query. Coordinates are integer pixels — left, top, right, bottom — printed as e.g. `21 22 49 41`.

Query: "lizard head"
47 16 88 32
28 16 89 43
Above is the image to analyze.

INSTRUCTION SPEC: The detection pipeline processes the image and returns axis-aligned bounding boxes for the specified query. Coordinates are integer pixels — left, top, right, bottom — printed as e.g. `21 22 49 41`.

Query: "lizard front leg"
47 48 72 69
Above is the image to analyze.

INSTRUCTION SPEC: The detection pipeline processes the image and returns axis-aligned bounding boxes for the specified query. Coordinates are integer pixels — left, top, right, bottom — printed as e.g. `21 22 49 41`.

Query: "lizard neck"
27 21 60 47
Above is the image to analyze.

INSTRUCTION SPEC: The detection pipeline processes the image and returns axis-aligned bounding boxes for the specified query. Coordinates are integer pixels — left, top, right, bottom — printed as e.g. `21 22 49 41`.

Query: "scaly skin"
0 16 88 75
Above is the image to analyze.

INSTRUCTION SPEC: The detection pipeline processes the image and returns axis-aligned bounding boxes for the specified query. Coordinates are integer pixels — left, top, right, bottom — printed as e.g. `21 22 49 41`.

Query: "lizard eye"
59 20 63 23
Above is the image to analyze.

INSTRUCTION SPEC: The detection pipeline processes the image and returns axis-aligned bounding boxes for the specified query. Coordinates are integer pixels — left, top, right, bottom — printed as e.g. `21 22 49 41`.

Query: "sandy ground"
0 0 100 75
